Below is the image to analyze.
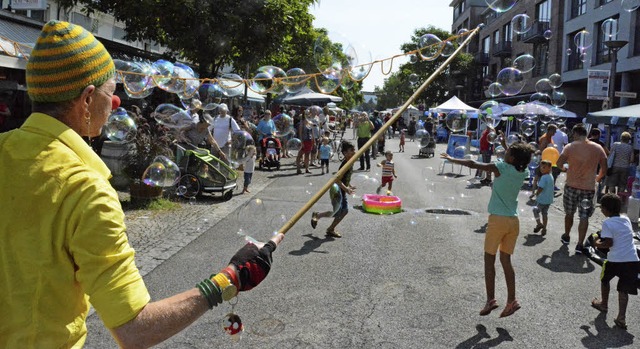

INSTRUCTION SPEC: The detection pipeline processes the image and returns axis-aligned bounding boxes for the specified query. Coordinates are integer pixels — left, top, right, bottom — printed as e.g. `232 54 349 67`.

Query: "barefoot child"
532 160 554 235
240 145 256 194
590 193 640 330
376 151 397 195
441 134 533 318
399 129 405 152
311 141 356 238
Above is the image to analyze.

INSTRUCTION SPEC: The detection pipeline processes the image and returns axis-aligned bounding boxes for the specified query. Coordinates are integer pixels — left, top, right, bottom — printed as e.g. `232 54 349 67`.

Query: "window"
71 12 96 33
596 17 619 64
567 30 585 71
453 0 466 20
596 0 614 6
570 0 587 19
113 26 127 41
503 22 512 42
635 10 640 56
482 36 491 53
537 0 552 22
532 43 549 77
493 30 500 45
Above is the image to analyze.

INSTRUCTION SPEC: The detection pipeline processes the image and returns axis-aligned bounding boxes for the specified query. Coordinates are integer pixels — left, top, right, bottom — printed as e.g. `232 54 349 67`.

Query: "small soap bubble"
543 29 553 40
622 0 640 12
485 0 517 13
580 199 592 210
445 110 468 133
105 108 137 142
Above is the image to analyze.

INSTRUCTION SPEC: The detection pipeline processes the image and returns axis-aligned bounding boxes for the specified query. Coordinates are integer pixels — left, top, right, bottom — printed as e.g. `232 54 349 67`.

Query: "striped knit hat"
26 20 115 103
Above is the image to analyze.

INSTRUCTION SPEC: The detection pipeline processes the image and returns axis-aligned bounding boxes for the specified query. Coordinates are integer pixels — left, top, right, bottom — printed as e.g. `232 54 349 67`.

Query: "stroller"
175 143 237 200
585 231 640 289
259 137 281 170
417 130 435 158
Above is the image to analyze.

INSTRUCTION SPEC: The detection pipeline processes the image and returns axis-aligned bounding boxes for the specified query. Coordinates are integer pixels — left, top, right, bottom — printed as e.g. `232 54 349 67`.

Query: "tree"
376 26 473 110
57 0 319 78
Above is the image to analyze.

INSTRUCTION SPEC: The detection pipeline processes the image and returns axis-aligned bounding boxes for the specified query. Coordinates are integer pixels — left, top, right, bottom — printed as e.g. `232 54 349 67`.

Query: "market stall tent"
434 95 478 113
586 103 640 126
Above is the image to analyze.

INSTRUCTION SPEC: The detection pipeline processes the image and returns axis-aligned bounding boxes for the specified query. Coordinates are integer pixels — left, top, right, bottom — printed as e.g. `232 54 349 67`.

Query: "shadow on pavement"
580 312 635 348
455 324 513 349
536 245 595 274
288 234 332 256
474 223 488 234
523 233 545 247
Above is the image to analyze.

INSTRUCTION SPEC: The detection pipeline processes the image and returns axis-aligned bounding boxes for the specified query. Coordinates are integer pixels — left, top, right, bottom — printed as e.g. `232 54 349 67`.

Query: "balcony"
492 41 512 57
474 52 490 65
522 21 551 44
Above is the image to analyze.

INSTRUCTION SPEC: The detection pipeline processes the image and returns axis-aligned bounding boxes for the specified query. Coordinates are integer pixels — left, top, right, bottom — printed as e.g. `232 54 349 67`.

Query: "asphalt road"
84 135 638 348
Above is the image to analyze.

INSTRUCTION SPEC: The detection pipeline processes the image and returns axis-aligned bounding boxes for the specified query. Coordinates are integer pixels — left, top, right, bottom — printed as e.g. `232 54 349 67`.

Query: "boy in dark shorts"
590 193 640 330
311 141 356 238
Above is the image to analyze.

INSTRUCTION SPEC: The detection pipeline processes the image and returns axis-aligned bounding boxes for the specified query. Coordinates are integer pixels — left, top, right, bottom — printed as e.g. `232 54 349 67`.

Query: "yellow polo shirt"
0 113 150 348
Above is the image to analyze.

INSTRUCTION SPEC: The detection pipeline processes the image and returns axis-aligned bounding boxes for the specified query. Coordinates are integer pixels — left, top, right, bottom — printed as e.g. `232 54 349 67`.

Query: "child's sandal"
479 299 499 316
499 300 521 318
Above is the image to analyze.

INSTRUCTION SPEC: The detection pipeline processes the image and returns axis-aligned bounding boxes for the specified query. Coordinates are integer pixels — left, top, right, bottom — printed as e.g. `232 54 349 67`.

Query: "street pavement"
84 133 638 348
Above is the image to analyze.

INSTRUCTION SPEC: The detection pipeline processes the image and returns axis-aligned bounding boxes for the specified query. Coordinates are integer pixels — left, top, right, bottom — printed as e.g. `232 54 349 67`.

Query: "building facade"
450 0 640 118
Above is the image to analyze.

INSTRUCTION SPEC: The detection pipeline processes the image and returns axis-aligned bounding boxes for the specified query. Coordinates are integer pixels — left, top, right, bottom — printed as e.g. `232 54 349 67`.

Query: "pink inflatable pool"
362 194 402 214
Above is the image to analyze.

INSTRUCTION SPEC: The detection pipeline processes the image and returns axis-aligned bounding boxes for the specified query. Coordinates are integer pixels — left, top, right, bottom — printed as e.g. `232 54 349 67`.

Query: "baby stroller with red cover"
259 137 281 170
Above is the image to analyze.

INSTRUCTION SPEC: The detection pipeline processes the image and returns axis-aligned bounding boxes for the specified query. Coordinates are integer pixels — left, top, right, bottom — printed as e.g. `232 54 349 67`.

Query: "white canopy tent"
434 95 478 113
586 103 640 126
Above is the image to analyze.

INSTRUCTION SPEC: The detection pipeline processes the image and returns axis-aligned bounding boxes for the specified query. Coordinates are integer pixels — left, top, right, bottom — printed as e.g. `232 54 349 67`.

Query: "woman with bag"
606 132 634 194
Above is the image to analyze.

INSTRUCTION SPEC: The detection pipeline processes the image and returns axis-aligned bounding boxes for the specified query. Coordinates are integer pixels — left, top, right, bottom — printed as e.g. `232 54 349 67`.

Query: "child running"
240 145 256 194
532 160 554 236
399 129 405 152
319 137 331 175
441 134 533 318
311 141 357 238
376 151 397 195
590 193 640 330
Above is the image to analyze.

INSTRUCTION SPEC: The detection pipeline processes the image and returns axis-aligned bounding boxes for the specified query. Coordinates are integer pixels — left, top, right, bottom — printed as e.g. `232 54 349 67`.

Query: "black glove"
228 241 277 291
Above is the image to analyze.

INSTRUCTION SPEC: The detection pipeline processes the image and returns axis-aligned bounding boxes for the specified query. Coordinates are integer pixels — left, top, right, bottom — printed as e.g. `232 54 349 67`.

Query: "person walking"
605 132 634 194
556 123 608 254
210 103 241 161
0 21 283 348
356 112 374 171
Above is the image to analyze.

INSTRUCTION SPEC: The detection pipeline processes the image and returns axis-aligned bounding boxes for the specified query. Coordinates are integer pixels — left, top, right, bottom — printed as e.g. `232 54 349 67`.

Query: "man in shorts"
556 123 607 254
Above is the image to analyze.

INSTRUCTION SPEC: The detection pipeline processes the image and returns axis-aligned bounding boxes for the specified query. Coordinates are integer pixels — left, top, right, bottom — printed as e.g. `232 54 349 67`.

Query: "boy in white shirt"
590 193 640 330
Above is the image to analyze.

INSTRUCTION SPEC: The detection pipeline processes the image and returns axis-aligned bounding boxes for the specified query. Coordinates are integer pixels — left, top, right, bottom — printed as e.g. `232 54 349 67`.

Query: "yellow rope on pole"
276 26 481 236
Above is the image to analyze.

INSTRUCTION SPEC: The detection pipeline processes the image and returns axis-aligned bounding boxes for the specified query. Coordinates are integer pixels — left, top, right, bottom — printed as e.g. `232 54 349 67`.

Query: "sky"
309 0 454 92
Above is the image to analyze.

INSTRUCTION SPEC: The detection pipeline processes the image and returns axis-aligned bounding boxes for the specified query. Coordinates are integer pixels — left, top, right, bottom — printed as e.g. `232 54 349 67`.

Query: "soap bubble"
574 30 593 50
551 90 567 107
313 33 344 78
580 198 592 210
495 145 506 160
409 73 420 85
345 41 373 81
548 73 563 88
511 14 532 34
622 0 640 12
445 110 468 133
409 54 419 64
535 78 553 95
566 48 573 56
258 65 287 94
172 63 200 99
485 0 517 13
507 133 521 146
151 59 176 91
440 41 456 57
219 73 245 97
418 33 442 61
513 54 536 73
539 123 548 134
105 108 137 142
496 67 525 96
120 61 154 97
229 131 255 166
250 71 273 94
525 113 539 123
351 174 379 195
142 156 181 187
315 73 341 94
453 146 466 159
601 18 619 40
284 68 308 93
329 183 343 215
457 28 470 44
153 104 194 129
479 100 502 128
236 198 267 233
543 29 553 40
488 82 503 97
530 92 550 104
579 50 589 63
286 138 302 156
273 113 294 137
520 119 536 137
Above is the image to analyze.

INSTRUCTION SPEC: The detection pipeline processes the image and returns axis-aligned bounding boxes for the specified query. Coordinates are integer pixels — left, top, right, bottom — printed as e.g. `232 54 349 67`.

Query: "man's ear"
80 85 96 109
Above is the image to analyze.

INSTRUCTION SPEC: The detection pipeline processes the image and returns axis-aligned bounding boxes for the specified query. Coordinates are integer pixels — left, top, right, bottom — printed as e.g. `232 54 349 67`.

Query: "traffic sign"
615 91 637 99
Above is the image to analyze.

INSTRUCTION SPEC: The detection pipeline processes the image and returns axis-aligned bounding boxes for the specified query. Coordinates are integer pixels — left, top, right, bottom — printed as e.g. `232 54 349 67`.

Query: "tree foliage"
376 26 473 110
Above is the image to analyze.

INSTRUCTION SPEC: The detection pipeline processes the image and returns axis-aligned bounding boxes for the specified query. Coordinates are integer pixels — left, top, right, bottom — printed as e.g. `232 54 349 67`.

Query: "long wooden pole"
277 26 481 236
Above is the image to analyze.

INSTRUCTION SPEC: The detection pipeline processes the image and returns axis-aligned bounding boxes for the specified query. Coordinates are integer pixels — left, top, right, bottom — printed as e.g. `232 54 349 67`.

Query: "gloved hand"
227 234 283 291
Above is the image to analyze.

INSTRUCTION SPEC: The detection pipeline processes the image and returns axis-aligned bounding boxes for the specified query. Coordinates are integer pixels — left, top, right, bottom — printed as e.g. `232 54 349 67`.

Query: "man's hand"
440 153 452 160
226 234 284 291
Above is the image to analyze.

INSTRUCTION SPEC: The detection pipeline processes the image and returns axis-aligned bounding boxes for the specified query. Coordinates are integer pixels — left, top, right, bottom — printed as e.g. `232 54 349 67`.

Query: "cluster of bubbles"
141 156 181 187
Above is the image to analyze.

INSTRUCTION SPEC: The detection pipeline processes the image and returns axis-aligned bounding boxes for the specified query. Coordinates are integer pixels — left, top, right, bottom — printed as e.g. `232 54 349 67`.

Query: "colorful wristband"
212 272 237 301
221 266 240 289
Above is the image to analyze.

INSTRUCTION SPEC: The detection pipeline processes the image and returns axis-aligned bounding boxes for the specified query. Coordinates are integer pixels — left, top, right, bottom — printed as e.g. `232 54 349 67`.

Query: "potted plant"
123 106 176 199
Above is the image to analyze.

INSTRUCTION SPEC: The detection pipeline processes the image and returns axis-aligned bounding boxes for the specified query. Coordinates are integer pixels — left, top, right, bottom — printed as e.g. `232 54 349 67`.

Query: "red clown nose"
111 95 121 110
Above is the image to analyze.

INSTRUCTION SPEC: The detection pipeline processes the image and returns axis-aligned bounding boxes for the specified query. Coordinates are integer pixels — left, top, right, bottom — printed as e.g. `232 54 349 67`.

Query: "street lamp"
603 40 628 110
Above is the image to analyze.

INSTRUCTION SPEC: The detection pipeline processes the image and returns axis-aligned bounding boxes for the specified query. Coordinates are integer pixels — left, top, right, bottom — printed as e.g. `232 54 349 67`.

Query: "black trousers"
357 137 370 169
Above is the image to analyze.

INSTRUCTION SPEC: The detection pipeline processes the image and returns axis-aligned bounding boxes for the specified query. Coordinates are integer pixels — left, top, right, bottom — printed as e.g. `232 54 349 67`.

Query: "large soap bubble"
488 82 503 97
284 68 308 93
250 71 273 94
418 33 442 61
445 110 468 133
229 131 255 168
535 78 553 95
313 32 347 78
622 0 640 11
479 100 502 128
520 119 536 137
511 14 532 34
142 156 181 187
548 73 563 88
273 113 294 137
258 66 287 95
485 0 517 13
151 59 175 91
316 73 341 94
286 138 302 156
329 183 343 216
173 63 200 99
219 73 245 97
601 18 619 40
551 90 567 107
513 54 536 73
345 41 373 81
105 108 137 142
496 67 525 96
153 104 194 129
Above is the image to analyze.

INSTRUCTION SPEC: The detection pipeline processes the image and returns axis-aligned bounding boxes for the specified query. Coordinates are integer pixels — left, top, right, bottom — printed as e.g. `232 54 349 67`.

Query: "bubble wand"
276 24 483 237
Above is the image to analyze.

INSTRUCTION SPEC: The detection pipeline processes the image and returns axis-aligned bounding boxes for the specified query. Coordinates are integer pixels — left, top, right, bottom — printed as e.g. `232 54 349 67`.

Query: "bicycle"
329 128 346 161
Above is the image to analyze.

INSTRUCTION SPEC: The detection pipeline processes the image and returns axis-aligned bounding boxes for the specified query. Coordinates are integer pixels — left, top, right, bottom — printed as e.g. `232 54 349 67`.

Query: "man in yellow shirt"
0 21 282 348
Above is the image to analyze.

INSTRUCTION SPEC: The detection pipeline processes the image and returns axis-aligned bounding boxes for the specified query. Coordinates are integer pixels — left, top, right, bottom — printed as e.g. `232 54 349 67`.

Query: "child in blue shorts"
532 160 554 236
442 133 533 318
